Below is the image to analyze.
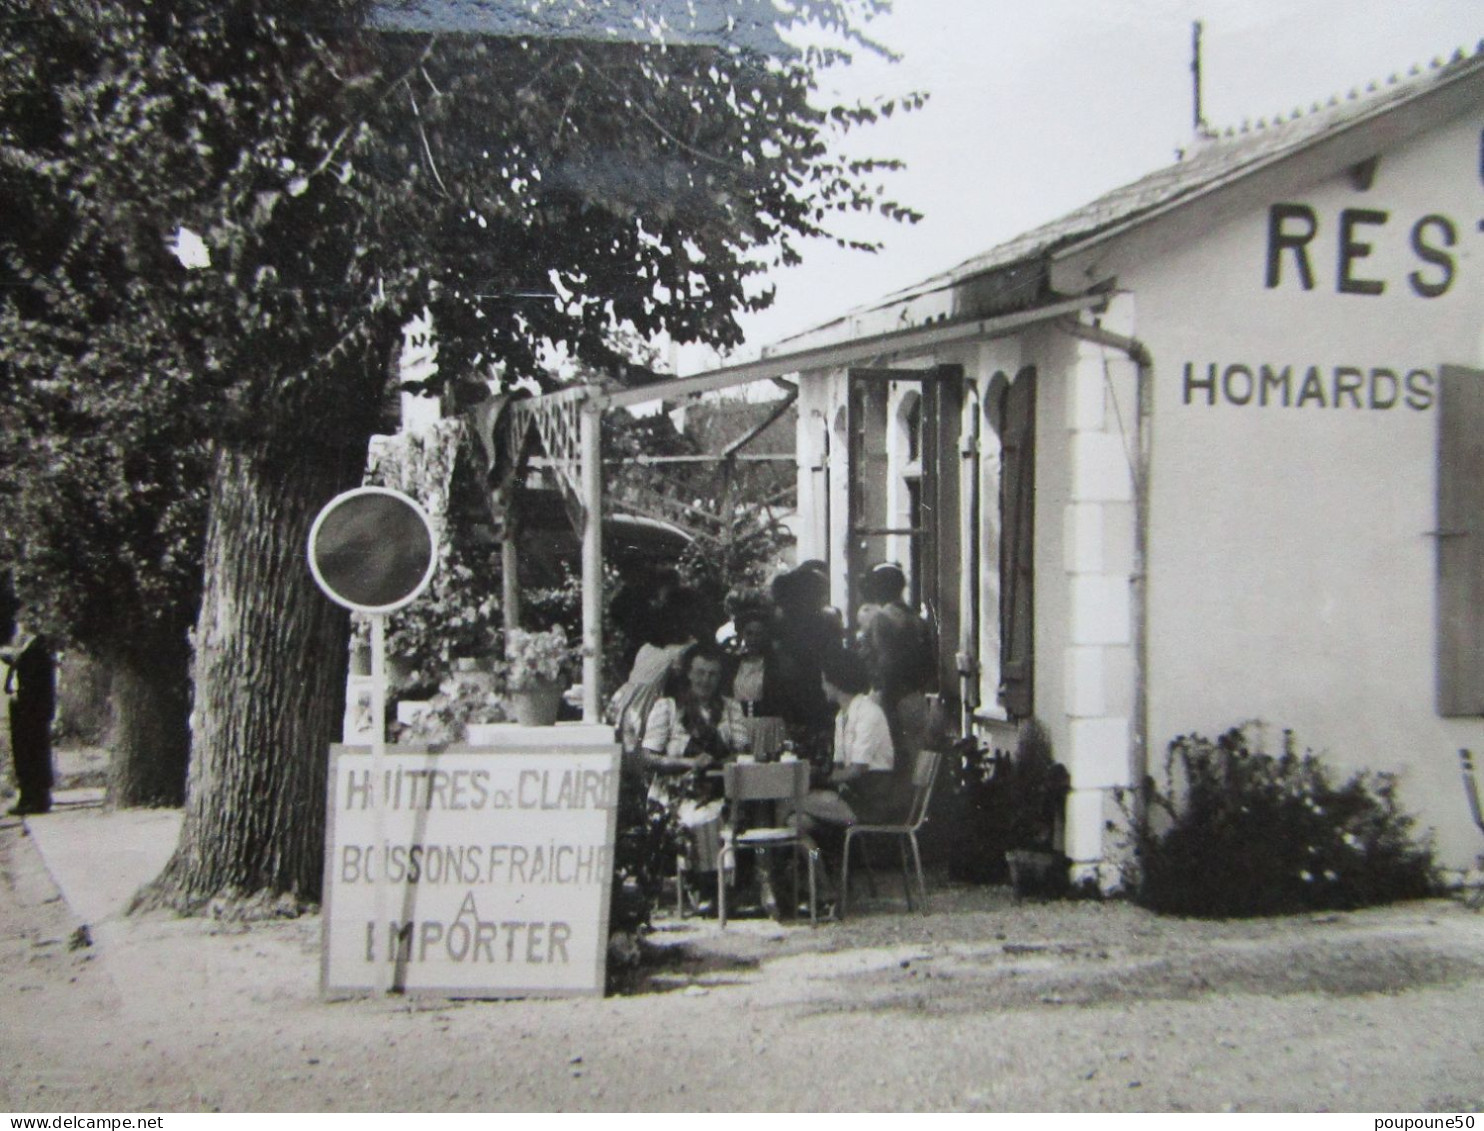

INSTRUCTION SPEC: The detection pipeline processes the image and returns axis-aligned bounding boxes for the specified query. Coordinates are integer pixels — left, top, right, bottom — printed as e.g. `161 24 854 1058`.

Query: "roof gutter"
595 293 1107 409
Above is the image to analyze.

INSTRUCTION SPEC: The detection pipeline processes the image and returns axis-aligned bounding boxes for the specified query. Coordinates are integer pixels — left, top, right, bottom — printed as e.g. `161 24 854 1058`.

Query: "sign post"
308 487 438 993
310 486 618 999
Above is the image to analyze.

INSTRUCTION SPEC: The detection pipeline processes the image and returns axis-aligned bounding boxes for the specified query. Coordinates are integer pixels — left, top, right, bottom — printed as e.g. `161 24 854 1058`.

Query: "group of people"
606 558 938 912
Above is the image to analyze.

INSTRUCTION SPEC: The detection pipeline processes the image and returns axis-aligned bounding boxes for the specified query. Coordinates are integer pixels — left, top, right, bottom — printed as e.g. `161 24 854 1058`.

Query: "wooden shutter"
994 367 1037 720
960 386 982 715
921 365 964 704
1437 365 1484 716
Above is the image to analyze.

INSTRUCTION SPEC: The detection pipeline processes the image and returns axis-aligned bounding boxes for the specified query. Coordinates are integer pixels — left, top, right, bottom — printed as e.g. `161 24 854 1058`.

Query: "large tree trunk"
106 634 191 808
137 439 362 914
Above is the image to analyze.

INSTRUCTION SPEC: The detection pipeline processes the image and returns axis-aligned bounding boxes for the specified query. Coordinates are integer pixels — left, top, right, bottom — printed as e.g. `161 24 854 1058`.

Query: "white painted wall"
1112 112 1484 867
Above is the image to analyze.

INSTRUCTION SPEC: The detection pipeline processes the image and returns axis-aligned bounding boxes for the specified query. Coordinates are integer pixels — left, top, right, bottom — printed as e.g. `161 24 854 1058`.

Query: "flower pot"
508 678 565 726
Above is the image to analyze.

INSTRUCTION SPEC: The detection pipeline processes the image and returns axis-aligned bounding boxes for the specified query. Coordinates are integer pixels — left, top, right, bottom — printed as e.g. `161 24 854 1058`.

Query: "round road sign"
307 487 437 613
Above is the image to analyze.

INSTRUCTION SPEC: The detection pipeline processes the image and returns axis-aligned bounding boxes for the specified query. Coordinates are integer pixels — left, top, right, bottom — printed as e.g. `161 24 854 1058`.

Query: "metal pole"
1192 21 1206 135
370 612 389 994
502 528 521 639
580 403 603 722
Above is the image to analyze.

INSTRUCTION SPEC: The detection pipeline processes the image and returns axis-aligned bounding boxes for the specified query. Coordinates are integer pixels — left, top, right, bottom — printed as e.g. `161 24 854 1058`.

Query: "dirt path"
2 819 1482 1113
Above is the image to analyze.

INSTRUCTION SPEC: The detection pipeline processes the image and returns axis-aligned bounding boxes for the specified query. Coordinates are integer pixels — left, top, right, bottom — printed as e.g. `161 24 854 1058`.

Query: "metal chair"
717 760 820 928
1460 749 1484 908
840 746 942 918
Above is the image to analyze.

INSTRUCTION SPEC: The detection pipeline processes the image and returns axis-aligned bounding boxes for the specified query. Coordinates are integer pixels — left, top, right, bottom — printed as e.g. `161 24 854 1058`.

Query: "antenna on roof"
1192 20 1211 137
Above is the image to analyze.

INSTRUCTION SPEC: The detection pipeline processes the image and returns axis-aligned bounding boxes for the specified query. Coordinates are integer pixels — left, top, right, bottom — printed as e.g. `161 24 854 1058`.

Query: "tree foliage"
2 0 918 635
0 1 211 646
0 1 212 803
0 0 921 905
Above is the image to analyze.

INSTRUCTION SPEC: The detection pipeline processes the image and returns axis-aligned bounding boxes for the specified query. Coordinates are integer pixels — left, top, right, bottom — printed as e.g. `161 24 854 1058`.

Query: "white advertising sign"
322 743 619 997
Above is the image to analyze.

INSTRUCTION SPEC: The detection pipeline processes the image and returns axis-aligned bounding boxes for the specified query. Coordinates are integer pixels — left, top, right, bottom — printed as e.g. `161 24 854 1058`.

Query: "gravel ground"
2 815 1483 1114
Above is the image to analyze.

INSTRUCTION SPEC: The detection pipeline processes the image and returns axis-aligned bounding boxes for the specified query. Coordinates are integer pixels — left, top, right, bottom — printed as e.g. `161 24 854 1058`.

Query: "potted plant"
402 669 509 745
499 626 576 726
1000 720 1072 899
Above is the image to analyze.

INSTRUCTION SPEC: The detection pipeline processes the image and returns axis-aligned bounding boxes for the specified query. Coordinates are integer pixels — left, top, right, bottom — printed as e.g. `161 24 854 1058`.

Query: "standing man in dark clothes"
770 564 844 765
3 623 55 816
855 563 937 764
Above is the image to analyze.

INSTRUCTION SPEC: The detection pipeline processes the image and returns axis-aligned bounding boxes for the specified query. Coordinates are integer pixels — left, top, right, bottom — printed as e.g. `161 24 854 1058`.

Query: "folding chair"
717 760 820 928
840 747 942 918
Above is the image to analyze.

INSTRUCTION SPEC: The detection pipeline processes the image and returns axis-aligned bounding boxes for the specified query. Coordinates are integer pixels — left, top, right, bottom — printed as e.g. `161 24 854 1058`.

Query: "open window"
845 364 964 706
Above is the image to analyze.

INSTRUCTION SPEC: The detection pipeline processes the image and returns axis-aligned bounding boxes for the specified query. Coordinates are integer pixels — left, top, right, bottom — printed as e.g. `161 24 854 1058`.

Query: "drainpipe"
1057 316 1155 822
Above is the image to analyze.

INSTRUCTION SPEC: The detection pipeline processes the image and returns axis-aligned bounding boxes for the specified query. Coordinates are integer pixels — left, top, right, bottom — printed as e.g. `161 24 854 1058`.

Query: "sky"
690 0 1483 371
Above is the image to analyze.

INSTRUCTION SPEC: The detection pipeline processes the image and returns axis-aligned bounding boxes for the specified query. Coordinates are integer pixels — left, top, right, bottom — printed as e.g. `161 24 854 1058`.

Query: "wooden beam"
723 387 798 457
603 454 795 465
847 367 940 382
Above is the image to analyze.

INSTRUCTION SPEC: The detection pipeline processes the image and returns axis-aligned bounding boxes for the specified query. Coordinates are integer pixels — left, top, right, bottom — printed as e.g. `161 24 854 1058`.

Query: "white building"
774 48 1484 878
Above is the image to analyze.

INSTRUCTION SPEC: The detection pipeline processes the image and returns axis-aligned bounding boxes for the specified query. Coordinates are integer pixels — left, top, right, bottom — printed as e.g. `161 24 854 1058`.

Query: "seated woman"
641 641 750 891
606 593 696 761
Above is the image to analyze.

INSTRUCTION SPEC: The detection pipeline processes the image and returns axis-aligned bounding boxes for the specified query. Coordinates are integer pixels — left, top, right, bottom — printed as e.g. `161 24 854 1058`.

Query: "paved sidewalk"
22 788 182 924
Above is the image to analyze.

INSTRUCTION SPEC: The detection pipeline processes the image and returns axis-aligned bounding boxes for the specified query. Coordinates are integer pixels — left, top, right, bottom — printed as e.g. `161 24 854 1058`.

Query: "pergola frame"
493 293 1103 722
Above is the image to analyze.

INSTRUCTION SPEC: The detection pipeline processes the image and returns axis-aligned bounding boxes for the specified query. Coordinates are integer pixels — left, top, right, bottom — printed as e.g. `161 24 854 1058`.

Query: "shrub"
362 539 502 697
1120 724 1437 917
360 421 503 696
939 737 1011 883
606 756 682 987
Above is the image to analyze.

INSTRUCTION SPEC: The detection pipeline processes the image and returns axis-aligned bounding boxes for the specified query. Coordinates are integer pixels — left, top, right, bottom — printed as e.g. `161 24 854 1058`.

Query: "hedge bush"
1120 724 1436 917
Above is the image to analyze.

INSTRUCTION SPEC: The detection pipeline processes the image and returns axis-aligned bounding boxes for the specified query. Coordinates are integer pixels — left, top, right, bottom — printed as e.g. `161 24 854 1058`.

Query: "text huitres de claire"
342 764 617 812
333 762 616 974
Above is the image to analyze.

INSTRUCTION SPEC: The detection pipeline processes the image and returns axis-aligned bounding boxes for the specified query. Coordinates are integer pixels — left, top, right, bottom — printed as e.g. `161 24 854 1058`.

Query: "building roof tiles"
827 45 1484 324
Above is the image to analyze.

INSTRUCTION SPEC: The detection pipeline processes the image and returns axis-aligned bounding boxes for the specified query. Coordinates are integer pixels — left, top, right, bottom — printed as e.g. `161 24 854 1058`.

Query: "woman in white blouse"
642 641 750 878
801 648 902 829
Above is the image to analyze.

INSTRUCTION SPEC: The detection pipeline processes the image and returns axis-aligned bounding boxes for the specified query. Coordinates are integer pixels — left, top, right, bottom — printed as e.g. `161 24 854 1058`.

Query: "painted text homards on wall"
1182 363 1435 410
